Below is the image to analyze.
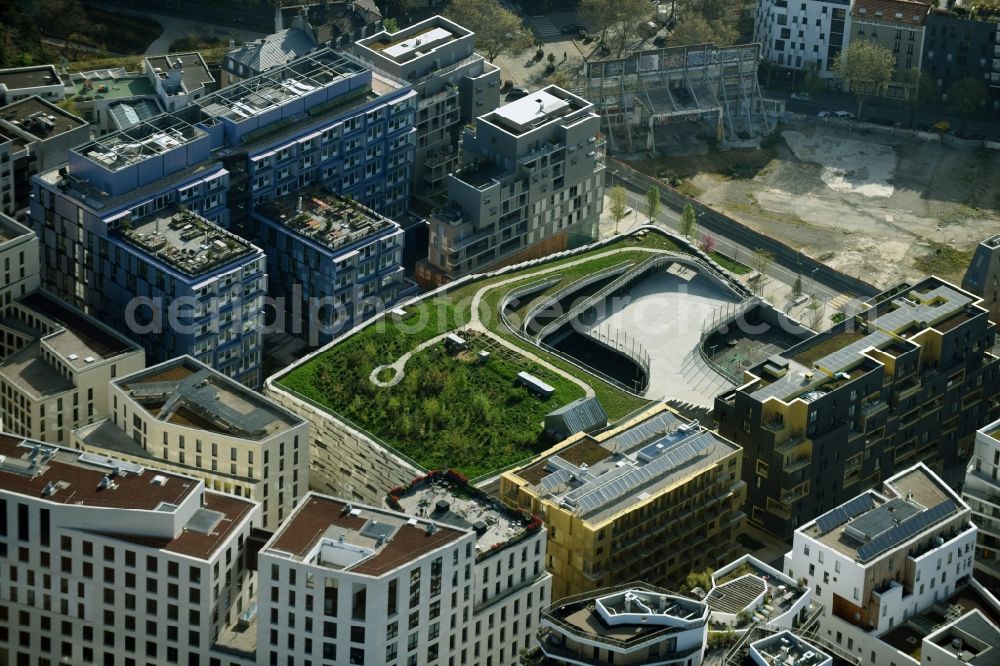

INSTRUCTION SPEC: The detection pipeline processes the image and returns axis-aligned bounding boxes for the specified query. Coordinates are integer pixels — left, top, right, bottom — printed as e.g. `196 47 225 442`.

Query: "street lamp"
811 267 819 292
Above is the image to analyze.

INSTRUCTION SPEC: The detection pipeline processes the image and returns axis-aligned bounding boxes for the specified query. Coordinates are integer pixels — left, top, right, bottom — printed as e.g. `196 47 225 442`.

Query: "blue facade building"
251 188 415 346
31 49 417 386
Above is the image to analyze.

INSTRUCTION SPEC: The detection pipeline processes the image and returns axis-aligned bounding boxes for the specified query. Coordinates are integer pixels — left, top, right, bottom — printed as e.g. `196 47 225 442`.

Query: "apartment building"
964 418 1000 595
353 15 501 195
535 585 709 665
963 234 1000 327
748 631 833 666
258 474 551 666
0 435 260 666
0 291 145 446
850 0 930 92
500 403 746 600
0 65 64 105
31 49 417 385
923 10 1000 98
144 52 216 112
0 214 39 307
71 355 309 530
0 96 88 217
67 65 163 134
782 462 999 666
418 85 604 287
754 0 852 77
716 277 1000 540
249 188 411 347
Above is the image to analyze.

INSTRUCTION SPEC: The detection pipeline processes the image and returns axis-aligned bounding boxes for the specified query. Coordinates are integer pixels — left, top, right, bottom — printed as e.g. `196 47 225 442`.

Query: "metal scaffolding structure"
584 42 783 152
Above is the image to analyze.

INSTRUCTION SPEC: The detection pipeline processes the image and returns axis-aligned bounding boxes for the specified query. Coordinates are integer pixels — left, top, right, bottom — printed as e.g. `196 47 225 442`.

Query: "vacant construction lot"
627 121 1000 289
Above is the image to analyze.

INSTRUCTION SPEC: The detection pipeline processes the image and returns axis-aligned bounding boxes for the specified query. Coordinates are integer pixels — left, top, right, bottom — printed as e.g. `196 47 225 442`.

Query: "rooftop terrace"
72 74 155 102
116 206 259 278
358 18 467 64
514 405 739 524
265 493 467 576
0 65 62 92
750 631 832 666
255 189 396 253
749 279 984 403
805 464 966 562
0 214 35 244
542 584 707 648
393 469 537 557
0 96 86 139
117 357 302 439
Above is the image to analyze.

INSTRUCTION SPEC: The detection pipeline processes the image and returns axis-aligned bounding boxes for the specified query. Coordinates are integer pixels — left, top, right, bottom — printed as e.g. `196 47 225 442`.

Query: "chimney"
275 4 283 32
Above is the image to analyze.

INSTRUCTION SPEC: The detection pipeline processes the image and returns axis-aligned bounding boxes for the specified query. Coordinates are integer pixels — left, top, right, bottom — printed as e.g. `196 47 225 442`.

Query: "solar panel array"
814 493 877 535
540 468 573 492
605 410 683 454
857 500 957 563
572 432 718 518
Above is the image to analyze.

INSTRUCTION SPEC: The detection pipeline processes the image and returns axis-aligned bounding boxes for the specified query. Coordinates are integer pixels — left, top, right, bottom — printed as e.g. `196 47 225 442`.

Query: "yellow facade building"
499 403 746 601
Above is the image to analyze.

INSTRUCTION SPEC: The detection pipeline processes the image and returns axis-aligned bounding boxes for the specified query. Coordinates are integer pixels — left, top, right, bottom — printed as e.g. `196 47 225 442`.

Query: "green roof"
74 76 155 101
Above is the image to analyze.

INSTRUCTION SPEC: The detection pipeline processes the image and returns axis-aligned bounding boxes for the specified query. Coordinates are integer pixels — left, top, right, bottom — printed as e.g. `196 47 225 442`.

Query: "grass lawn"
914 241 974 281
710 251 752 275
278 232 699 477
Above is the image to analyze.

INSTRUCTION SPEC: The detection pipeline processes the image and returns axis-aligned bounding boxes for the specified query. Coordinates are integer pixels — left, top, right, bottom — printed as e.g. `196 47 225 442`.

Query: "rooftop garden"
791 328 868 368
276 232 696 479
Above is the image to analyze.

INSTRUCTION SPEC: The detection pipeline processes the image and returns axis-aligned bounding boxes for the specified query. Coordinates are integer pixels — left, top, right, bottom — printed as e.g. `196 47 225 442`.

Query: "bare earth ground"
624 121 1000 290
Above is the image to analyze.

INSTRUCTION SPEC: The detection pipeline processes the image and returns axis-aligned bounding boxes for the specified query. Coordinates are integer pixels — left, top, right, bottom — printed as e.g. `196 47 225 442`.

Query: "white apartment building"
259 473 550 666
755 0 852 77
0 290 146 446
964 418 1000 594
784 462 982 666
0 434 260 666
0 214 39 307
72 355 309 530
536 585 709 665
0 65 65 105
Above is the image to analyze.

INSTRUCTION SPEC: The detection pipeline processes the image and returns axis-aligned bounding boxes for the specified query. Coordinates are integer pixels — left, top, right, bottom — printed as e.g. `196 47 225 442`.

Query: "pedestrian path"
527 16 560 39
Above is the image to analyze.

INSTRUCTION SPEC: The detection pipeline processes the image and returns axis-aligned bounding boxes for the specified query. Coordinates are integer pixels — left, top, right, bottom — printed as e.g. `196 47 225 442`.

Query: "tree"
808 293 826 330
670 10 738 47
948 76 988 136
382 17 398 33
792 274 803 299
832 40 895 121
699 233 715 253
445 0 532 62
645 186 660 223
609 185 628 234
679 203 697 238
579 0 650 56
901 68 937 128
750 248 774 296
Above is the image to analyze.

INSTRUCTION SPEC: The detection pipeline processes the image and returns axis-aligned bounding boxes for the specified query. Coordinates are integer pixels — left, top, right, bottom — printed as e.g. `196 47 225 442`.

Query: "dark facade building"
963 234 1000 327
923 10 1000 101
715 277 1000 540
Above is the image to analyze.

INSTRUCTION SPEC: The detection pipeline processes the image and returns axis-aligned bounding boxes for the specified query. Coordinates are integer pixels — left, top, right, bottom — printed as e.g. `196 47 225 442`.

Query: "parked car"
506 86 530 100
932 120 951 133
790 91 811 102
817 111 831 118
833 110 854 119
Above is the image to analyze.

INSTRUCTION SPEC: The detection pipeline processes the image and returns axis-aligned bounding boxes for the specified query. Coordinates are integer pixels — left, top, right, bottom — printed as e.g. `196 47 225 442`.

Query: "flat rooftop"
394 473 532 555
197 48 367 124
0 213 36 244
116 357 302 439
255 189 396 253
265 494 467 577
544 585 706 644
20 289 141 360
0 96 86 139
99 490 256 559
926 610 1000 666
117 206 260 279
483 85 592 136
144 53 214 95
881 590 1000 661
358 19 466 64
0 435 197 510
0 65 61 91
75 109 204 172
750 278 983 403
513 406 739 524
750 631 832 666
73 74 155 102
804 464 965 562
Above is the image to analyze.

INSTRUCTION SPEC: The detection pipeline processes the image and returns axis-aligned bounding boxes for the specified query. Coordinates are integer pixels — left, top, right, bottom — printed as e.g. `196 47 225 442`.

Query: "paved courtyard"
579 269 741 407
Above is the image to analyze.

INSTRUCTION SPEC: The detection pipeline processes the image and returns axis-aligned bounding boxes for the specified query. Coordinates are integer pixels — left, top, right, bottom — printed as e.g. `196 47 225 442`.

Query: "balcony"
776 434 807 454
784 456 811 473
763 417 788 433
